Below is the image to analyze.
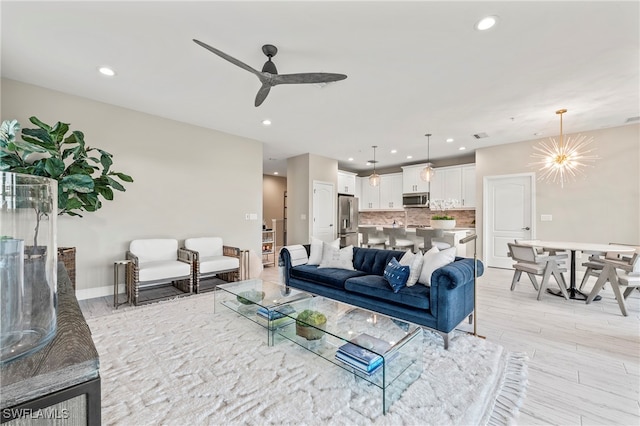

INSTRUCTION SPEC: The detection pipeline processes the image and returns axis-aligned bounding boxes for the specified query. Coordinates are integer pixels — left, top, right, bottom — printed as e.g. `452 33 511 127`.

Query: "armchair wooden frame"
507 242 570 300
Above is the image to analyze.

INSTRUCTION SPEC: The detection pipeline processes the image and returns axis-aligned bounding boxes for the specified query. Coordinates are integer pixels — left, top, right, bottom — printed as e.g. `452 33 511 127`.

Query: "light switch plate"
541 214 552 221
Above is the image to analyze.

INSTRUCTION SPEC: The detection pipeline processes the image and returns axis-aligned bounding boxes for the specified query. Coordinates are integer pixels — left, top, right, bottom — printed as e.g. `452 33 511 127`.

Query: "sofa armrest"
431 257 483 291
278 245 311 286
125 250 139 267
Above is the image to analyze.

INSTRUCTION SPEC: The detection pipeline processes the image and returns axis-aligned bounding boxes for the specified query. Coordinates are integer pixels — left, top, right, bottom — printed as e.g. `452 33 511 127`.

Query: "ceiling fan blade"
271 72 348 85
255 84 272 107
193 39 260 76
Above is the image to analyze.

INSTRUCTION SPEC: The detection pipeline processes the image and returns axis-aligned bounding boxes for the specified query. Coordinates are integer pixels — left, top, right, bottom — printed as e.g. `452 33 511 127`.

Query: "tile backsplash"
359 208 476 228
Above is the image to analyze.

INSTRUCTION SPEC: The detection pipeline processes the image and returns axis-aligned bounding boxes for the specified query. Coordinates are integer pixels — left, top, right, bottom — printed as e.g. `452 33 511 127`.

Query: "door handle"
522 227 530 230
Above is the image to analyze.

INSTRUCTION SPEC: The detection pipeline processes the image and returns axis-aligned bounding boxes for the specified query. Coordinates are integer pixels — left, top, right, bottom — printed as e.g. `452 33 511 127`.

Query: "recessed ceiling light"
98 66 116 77
446 138 454 143
262 119 272 126
348 157 354 162
366 162 371 166
459 147 467 151
273 172 279 175
390 149 397 154
406 155 413 159
475 15 498 31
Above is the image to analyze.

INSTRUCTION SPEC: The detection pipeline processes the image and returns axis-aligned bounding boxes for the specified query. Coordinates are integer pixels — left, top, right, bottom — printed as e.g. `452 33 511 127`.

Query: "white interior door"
484 173 535 268
312 181 335 242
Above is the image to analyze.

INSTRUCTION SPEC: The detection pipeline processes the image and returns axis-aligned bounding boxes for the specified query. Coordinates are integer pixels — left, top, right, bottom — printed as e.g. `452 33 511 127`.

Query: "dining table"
515 240 636 301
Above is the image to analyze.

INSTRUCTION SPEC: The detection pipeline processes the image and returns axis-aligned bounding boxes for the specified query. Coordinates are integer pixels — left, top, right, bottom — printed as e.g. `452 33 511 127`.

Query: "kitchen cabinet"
401 164 431 194
461 165 476 207
358 173 403 210
337 170 357 195
379 173 403 209
430 164 475 207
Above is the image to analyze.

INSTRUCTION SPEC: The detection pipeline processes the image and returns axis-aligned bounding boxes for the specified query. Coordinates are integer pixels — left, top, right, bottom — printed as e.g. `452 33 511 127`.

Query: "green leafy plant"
0 117 133 217
296 309 327 327
431 214 455 221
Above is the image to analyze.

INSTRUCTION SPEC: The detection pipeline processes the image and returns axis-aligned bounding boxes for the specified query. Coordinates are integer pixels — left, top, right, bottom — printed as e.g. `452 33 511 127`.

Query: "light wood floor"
79 265 640 425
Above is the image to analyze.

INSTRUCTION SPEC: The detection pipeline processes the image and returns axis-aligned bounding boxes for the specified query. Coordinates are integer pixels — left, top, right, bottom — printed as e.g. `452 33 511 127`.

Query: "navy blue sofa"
279 245 484 348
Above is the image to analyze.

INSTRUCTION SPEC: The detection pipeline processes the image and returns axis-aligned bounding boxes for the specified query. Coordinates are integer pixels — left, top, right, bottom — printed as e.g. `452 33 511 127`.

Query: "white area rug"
87 293 527 425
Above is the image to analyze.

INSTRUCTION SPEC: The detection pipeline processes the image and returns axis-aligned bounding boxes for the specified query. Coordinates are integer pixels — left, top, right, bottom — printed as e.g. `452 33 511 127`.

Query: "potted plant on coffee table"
295 309 327 340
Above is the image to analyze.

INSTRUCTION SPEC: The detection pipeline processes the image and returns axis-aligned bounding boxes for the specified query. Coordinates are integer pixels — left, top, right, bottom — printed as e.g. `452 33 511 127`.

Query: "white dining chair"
586 245 640 316
507 242 570 300
578 243 631 290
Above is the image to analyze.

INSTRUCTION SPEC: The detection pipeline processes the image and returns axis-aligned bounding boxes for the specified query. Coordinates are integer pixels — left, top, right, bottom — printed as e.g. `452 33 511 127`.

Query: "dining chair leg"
578 267 593 290
537 266 554 300
553 268 570 299
586 265 613 304
510 270 522 291
526 273 540 291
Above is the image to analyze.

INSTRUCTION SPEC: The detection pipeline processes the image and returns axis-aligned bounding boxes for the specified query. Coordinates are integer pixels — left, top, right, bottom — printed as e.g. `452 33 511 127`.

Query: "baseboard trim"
76 284 125 301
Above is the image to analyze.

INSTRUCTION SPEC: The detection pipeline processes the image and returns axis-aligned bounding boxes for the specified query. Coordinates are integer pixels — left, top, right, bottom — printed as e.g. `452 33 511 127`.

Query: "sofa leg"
439 331 451 350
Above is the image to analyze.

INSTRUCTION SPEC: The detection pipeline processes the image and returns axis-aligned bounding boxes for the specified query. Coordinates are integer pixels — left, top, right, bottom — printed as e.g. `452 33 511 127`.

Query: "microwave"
402 192 429 207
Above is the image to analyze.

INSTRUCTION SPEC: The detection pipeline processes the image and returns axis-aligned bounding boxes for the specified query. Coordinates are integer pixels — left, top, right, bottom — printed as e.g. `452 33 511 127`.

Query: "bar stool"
382 227 415 251
358 226 386 248
416 228 451 253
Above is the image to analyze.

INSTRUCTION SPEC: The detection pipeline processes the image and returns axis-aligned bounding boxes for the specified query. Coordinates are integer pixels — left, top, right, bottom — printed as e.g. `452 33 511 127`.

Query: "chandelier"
420 133 435 182
368 145 380 187
531 109 597 188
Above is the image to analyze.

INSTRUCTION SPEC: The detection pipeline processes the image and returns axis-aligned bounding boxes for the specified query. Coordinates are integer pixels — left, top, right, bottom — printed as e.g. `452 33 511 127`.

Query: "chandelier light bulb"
369 145 381 187
421 133 435 182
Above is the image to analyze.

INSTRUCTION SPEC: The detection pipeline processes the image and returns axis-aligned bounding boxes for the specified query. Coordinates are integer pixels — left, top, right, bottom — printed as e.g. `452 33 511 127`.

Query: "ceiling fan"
193 39 348 107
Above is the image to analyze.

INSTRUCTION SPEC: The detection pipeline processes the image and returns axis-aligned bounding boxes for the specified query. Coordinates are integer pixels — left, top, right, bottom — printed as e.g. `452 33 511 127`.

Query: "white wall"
2 79 263 299
476 123 640 259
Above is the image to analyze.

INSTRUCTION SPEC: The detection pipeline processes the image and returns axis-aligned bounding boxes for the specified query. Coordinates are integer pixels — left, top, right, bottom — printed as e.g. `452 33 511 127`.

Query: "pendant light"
531 109 598 188
368 145 380 187
420 133 436 182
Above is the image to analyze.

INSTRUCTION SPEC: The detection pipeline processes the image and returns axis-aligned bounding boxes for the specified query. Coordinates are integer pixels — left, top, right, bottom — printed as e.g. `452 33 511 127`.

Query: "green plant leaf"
60 174 94 193
106 176 125 192
50 122 70 144
111 172 134 182
28 116 52 132
64 196 84 211
100 152 113 173
97 185 114 200
44 157 65 178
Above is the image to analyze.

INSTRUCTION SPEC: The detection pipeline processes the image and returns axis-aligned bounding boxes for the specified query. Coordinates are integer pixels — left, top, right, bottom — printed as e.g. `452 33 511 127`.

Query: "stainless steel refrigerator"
337 195 359 247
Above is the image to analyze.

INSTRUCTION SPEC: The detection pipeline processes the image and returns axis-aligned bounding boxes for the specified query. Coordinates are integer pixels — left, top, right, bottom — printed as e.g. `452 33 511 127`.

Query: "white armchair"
183 237 247 293
126 239 193 306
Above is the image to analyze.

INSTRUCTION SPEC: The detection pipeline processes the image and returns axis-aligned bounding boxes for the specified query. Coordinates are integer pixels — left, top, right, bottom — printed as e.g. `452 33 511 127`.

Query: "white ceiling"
2 1 639 176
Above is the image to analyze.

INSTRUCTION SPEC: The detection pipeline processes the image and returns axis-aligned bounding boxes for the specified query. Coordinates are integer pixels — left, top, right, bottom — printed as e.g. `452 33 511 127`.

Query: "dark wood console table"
1 263 101 425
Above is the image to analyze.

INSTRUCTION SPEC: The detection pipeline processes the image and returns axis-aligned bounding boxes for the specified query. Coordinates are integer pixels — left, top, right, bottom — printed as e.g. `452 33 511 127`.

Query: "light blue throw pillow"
383 258 410 293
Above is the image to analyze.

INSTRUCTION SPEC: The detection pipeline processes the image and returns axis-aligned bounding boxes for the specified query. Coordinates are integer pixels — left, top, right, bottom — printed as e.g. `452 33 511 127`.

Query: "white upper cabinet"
379 173 403 210
461 165 476 207
401 164 430 194
337 170 357 195
430 164 475 207
358 173 403 210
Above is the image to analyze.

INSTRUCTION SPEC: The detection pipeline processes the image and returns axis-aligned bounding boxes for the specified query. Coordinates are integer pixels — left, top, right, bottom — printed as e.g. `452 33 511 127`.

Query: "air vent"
473 132 489 139
626 116 640 123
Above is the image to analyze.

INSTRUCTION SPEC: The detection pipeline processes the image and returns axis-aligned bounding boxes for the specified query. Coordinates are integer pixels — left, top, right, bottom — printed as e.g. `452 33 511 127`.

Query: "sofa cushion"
383 258 410 293
319 245 355 270
130 239 179 264
308 237 340 265
290 265 366 290
184 237 223 257
399 250 424 287
139 260 191 282
352 247 405 276
419 246 457 286
199 255 239 274
345 275 430 310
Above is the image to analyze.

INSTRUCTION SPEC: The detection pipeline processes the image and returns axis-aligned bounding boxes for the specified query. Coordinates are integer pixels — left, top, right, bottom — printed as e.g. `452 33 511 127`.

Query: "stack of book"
335 333 393 376
256 305 295 328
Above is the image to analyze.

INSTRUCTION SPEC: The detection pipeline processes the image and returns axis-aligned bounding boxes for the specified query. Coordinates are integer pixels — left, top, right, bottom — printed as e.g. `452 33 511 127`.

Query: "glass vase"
1 172 57 364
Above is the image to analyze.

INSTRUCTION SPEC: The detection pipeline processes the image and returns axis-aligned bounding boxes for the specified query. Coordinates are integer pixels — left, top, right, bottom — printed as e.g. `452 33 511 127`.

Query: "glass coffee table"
215 279 312 345
271 295 423 414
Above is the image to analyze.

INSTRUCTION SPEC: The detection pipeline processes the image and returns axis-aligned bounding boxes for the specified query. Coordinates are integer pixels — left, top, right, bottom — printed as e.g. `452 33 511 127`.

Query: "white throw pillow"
406 252 424 286
398 250 423 286
308 237 339 265
318 244 355 270
418 246 456 286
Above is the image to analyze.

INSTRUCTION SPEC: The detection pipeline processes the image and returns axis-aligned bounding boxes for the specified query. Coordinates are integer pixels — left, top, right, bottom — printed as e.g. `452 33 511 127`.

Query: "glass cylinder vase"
1 172 57 364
